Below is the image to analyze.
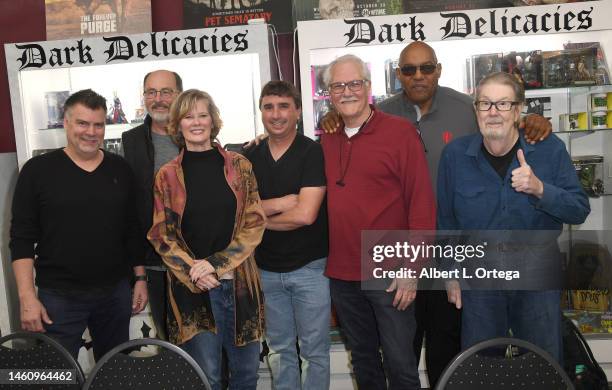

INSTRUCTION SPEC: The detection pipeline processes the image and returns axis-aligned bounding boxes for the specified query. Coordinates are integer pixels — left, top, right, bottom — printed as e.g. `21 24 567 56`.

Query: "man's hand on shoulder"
243 133 268 150
19 294 52 332
321 111 343 134
521 113 552 144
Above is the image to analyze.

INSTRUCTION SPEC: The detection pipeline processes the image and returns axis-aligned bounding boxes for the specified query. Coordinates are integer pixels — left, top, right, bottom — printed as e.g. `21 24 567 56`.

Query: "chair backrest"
0 331 85 389
435 337 573 390
83 338 211 390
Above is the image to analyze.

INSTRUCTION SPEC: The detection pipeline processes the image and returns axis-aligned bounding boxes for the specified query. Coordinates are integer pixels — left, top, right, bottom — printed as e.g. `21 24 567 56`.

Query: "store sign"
298 1 612 48
343 6 594 45
8 26 258 71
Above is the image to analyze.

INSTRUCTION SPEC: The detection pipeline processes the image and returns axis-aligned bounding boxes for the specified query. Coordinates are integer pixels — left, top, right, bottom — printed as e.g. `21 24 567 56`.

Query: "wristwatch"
134 274 148 282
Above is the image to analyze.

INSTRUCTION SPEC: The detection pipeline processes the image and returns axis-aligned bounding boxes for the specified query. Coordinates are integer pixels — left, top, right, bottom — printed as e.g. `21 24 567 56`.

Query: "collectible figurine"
107 95 128 124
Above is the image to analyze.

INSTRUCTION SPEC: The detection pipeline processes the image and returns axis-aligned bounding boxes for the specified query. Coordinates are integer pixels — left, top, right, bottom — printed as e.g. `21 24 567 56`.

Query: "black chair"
83 338 211 390
435 337 573 390
0 331 85 389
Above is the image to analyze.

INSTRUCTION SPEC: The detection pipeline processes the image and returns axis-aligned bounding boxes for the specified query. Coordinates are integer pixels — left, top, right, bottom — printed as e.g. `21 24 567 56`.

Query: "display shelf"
564 310 612 336
557 127 612 134
524 84 612 94
33 123 134 134
5 25 274 167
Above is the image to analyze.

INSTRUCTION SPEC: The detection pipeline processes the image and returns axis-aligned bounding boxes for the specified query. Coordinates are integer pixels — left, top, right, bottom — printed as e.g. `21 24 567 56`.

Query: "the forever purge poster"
45 0 152 40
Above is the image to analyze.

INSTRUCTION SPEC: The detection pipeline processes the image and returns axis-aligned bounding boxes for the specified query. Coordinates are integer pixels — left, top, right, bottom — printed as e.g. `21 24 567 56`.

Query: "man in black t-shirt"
9 89 147 360
245 81 330 390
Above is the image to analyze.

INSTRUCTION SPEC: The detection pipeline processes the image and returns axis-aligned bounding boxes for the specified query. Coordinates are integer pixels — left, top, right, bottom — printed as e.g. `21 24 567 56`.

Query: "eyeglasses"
399 64 438 76
328 79 368 94
474 100 519 111
144 88 176 99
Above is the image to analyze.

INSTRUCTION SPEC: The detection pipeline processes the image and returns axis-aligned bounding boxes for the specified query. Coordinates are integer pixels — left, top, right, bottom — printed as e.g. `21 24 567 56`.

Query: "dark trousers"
38 279 132 361
461 290 562 362
330 278 420 390
145 268 168 340
413 289 462 387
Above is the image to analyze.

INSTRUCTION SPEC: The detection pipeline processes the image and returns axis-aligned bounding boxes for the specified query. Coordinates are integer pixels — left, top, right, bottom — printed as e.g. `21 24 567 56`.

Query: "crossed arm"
262 186 326 231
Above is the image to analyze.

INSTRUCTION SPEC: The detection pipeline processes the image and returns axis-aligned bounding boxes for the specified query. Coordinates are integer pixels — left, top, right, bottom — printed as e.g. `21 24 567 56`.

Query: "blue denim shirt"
437 130 590 231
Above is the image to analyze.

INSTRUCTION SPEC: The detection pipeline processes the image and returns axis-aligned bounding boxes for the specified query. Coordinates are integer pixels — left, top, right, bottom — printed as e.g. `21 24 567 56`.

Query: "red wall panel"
0 0 183 153
0 1 46 153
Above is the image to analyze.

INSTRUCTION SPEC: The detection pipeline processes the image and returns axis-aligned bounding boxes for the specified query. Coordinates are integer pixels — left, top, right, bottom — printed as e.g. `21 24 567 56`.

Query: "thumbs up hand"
511 149 544 198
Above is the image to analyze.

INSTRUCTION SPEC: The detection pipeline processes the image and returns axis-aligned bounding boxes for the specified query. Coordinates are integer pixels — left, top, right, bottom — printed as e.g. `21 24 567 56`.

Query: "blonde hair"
167 89 223 148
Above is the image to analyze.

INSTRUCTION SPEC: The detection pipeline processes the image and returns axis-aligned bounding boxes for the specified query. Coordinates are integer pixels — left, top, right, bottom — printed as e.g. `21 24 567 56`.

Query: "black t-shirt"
482 139 521 178
9 149 142 291
246 133 328 272
181 149 236 259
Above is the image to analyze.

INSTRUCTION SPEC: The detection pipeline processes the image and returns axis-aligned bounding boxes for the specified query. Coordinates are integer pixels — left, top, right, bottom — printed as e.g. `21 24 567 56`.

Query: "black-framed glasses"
474 100 519 112
399 63 437 76
144 88 176 99
328 79 368 94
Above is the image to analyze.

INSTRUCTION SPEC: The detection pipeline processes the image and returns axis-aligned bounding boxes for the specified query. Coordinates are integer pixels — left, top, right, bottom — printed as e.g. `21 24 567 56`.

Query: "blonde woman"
148 89 265 390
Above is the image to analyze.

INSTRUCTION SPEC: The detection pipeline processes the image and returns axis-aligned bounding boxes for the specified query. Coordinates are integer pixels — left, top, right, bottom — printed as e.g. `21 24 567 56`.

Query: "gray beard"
482 126 506 141
148 111 169 123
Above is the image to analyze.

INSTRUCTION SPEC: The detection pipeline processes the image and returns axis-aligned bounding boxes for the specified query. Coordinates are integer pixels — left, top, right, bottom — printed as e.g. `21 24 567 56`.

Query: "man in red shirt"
320 54 436 389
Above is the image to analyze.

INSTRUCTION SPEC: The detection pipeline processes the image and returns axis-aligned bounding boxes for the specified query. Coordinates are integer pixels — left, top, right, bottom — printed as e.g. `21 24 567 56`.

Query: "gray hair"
322 54 371 87
475 71 525 103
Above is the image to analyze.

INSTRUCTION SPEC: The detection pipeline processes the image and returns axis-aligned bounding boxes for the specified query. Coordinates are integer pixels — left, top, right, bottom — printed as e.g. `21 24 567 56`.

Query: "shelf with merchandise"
564 310 612 336
34 123 134 133
556 127 612 134
524 83 612 95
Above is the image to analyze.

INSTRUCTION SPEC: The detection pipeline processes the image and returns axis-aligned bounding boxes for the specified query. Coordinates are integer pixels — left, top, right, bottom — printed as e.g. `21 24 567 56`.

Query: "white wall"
0 152 19 336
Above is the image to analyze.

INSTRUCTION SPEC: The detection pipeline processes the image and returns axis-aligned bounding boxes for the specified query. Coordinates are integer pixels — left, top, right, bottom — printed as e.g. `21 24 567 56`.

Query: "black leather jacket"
121 116 161 266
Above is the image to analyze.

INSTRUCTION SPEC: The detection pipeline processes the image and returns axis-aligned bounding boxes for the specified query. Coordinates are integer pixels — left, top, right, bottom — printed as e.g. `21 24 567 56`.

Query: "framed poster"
45 0 152 40
183 0 293 33
295 0 403 22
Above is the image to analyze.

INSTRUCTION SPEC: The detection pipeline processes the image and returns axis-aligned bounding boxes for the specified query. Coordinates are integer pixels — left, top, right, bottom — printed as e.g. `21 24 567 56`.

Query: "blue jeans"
461 290 562 362
330 278 420 390
182 279 260 390
260 258 331 390
38 278 132 361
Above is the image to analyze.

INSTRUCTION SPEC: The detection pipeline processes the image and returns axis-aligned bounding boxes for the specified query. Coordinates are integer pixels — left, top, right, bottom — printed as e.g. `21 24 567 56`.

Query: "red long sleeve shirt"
321 108 436 281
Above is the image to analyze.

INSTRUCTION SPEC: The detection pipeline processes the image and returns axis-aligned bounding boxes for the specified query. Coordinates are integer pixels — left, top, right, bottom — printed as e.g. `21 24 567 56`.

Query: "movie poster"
45 0 152 40
295 0 403 22
183 0 293 34
402 0 599 14
295 0 601 21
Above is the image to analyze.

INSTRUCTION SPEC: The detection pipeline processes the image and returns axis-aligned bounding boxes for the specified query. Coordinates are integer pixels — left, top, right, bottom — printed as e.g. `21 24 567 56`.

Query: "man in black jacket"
10 89 148 360
121 70 183 340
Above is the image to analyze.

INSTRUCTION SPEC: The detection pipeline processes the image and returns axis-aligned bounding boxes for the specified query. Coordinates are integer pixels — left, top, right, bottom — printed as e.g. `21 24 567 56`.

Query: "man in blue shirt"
437 72 590 361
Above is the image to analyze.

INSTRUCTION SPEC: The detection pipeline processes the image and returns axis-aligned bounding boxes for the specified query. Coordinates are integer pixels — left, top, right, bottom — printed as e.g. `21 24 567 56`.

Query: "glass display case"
4 24 273 168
